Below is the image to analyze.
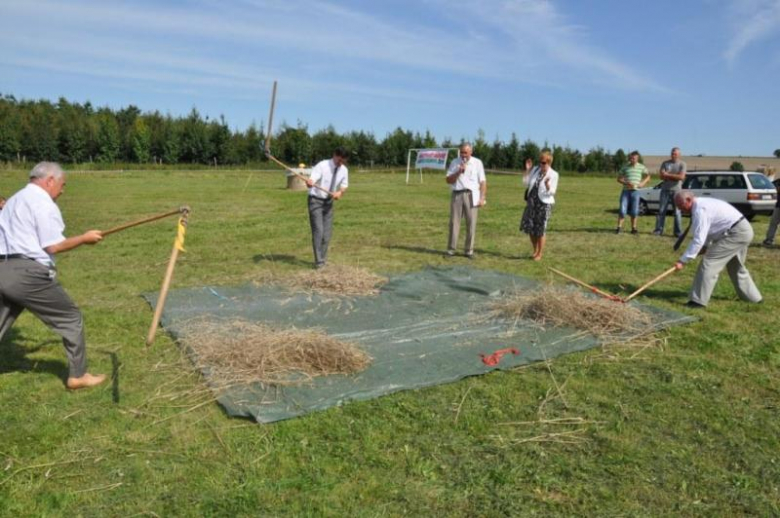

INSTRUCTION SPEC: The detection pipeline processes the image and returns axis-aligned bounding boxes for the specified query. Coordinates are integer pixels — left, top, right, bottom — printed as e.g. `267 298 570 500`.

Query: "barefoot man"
0 162 106 389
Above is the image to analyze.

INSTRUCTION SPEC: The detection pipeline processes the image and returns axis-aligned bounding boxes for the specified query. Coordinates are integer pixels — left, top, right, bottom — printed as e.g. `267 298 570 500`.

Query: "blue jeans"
654 189 682 236
618 190 640 218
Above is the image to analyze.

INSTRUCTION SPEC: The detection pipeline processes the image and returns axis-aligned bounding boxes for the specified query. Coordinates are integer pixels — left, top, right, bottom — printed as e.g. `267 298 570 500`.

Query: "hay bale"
178 319 371 388
488 285 652 338
262 264 388 296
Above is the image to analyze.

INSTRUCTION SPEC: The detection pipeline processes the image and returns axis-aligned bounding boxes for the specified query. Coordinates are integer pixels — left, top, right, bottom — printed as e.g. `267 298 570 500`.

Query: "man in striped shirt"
615 151 650 234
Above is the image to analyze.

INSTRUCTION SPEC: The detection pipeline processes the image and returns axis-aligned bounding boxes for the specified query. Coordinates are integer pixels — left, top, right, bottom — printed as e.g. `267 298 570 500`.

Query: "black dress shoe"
685 300 706 308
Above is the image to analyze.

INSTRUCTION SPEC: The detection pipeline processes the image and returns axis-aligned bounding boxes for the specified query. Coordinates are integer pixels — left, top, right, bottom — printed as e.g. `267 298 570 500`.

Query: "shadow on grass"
382 244 527 260
252 253 311 268
0 329 68 385
93 349 122 404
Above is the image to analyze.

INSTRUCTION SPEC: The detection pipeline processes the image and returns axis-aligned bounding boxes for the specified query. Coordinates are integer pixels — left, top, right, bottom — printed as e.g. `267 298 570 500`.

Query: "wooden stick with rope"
146 207 190 346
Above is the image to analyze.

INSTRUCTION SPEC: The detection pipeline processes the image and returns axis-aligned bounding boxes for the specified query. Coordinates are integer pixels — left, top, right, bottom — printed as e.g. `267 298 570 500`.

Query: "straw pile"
488 285 653 338
262 264 388 296
178 319 372 388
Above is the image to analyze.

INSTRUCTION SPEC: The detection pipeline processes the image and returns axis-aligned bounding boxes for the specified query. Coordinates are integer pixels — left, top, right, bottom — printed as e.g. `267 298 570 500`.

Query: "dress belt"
728 217 745 230
453 189 470 194
0 254 27 260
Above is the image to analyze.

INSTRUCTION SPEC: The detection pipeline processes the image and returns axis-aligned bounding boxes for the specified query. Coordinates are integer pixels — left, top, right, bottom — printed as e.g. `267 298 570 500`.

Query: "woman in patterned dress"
520 150 559 261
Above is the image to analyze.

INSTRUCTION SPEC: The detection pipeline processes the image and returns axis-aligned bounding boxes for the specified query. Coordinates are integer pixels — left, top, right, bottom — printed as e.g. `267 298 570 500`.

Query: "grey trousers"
448 191 478 254
690 220 762 306
0 258 88 378
765 207 780 243
308 196 334 267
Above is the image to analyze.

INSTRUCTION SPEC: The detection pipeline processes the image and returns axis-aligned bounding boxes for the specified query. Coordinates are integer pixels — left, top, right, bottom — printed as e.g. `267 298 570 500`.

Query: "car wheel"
639 200 648 216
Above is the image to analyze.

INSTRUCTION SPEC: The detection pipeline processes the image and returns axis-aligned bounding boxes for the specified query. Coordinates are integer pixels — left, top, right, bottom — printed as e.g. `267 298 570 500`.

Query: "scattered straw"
486 285 653 339
178 319 372 388
257 264 388 296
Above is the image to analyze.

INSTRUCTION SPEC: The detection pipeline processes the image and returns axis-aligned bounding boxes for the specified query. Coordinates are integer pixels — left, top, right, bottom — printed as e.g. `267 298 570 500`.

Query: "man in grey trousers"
445 143 486 258
305 147 349 269
0 162 106 389
654 146 686 237
673 190 762 308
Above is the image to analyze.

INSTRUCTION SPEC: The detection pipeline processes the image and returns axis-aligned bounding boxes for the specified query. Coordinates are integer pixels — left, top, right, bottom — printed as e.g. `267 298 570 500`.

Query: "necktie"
673 221 691 251
329 164 340 196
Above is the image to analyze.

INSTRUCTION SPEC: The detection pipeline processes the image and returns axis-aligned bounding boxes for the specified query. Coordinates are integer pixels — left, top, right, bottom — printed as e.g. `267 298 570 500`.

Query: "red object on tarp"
479 347 520 366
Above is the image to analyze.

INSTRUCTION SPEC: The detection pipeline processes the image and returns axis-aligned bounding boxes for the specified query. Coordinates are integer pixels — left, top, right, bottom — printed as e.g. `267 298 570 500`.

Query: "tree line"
1 94 635 172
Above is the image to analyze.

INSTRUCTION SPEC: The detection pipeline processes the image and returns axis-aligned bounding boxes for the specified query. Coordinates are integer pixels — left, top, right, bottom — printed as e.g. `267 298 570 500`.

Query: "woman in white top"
520 150 559 261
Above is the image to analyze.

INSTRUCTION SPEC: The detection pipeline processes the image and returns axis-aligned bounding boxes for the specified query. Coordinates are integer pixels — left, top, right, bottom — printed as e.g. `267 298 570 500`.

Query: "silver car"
637 171 776 220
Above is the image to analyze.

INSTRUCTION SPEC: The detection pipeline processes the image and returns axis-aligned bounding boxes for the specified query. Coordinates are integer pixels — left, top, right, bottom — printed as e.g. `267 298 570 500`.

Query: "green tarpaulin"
144 266 694 423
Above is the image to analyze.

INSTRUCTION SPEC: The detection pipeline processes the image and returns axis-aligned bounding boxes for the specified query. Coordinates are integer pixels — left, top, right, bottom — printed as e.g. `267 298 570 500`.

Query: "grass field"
0 168 778 516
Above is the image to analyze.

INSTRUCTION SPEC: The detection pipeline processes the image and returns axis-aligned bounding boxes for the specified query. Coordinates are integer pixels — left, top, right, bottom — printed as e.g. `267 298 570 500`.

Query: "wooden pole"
265 80 277 155
547 267 623 302
146 212 189 346
266 153 334 197
623 267 677 302
102 207 186 237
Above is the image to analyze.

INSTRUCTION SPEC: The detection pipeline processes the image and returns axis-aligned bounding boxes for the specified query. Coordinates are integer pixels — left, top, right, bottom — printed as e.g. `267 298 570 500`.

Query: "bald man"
673 190 761 308
0 162 106 389
445 143 486 258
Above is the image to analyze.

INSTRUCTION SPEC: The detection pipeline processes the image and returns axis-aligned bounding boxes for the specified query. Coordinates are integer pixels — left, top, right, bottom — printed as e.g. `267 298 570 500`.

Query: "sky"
2 0 780 156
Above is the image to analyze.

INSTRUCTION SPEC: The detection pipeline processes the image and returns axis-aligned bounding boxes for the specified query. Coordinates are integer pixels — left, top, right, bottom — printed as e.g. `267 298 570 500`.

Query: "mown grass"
0 168 778 516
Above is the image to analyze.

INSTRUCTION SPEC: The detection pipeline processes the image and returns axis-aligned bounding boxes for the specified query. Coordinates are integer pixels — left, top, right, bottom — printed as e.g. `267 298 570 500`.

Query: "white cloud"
724 0 780 64
0 0 667 100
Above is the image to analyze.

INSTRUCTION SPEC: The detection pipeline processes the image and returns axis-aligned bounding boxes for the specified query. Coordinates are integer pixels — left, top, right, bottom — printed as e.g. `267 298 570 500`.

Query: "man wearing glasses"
445 143 486 259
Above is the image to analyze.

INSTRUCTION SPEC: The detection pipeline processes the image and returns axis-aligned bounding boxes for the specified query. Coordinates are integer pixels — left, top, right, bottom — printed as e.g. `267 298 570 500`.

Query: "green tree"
730 161 745 172
774 149 780 158
179 108 212 163
275 122 312 165
161 117 181 164
379 127 414 166
472 130 491 165
311 125 345 162
344 130 377 167
0 98 21 161
95 111 120 163
612 149 627 172
130 118 152 163
519 139 540 165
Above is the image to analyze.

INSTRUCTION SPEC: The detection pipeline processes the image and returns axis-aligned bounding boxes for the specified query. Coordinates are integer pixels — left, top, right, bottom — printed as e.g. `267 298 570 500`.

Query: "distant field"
643 155 780 172
0 169 778 515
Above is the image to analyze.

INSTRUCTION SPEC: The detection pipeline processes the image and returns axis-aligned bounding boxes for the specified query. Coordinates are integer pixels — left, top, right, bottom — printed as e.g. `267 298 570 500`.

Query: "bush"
729 161 745 172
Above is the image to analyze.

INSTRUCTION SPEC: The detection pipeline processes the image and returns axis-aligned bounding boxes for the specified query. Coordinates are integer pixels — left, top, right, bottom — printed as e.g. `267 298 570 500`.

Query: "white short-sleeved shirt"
308 159 348 199
447 156 486 206
0 183 65 266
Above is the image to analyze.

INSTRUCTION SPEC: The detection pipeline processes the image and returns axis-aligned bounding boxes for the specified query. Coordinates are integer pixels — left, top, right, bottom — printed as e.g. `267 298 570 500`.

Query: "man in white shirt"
0 162 106 389
673 190 762 307
445 143 486 259
305 147 349 269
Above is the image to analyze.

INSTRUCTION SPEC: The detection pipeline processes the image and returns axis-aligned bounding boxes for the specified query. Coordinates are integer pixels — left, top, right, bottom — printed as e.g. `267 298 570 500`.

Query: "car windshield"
748 174 775 189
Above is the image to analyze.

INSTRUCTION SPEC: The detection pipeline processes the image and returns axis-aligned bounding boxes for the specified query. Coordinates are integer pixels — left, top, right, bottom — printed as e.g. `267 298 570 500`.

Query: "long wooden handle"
146 244 180 346
624 267 677 302
547 267 621 302
266 154 334 197
102 208 184 236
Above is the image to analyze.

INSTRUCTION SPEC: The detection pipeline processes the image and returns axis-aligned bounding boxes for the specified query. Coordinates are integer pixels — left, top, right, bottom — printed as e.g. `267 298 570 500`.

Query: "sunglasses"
539 161 550 165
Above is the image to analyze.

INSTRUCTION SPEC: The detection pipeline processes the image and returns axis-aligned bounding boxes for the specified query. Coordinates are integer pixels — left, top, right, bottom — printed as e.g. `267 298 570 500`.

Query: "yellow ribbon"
175 216 187 252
